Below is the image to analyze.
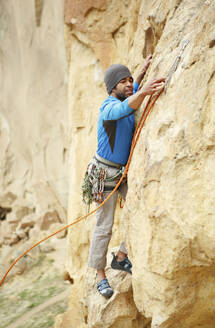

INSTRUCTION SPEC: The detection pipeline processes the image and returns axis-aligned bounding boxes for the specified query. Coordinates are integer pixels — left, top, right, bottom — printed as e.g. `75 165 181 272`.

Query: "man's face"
112 76 133 101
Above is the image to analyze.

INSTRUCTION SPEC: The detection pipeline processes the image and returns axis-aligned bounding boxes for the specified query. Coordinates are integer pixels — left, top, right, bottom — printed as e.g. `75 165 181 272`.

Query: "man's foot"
97 278 113 298
111 252 132 274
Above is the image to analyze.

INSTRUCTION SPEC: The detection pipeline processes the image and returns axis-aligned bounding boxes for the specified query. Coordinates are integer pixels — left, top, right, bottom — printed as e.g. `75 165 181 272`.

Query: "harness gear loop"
82 161 125 209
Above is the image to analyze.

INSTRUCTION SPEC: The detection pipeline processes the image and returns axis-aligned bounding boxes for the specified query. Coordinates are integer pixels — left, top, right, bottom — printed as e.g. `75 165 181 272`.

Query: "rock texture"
1 0 215 327
0 0 68 217
61 0 215 328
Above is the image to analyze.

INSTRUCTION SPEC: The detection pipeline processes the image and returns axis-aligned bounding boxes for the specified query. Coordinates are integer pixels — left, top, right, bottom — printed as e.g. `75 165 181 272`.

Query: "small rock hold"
0 206 11 221
39 242 56 253
15 228 27 240
4 233 19 246
62 271 74 284
19 214 36 229
50 222 67 239
39 210 61 230
70 17 77 24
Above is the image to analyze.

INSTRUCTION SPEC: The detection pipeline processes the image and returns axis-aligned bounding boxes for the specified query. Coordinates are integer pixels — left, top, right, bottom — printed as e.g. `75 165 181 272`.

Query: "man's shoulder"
102 96 120 105
100 96 120 111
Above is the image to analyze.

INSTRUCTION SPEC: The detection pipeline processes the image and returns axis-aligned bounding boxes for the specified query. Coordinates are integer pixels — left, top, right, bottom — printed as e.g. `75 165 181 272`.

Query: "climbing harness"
82 162 107 205
82 159 124 209
0 40 189 286
81 170 93 210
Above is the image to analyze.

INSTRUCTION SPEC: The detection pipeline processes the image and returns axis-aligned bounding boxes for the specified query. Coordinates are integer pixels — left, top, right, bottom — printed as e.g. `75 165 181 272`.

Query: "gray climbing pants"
88 159 128 270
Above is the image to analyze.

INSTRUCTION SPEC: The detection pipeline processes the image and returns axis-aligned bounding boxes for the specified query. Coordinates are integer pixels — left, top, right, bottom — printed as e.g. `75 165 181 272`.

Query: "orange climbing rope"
0 88 163 287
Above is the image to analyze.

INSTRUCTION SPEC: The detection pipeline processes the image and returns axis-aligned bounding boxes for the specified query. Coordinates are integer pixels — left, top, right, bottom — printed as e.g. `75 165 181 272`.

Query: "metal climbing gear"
81 159 125 208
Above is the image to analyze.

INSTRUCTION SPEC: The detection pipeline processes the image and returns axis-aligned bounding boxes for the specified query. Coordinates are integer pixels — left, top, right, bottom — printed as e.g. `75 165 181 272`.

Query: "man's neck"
110 92 125 102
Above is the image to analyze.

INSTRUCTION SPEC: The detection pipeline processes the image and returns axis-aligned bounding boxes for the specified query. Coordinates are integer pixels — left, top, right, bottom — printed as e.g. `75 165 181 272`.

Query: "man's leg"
117 182 128 259
88 190 118 275
88 190 118 297
111 182 132 274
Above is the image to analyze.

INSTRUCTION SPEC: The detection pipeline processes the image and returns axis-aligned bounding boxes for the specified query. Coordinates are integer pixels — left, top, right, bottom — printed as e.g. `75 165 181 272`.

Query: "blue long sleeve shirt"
96 81 139 165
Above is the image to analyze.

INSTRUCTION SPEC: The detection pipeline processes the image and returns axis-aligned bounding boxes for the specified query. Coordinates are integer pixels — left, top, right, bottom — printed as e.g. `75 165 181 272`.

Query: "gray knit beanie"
104 64 132 95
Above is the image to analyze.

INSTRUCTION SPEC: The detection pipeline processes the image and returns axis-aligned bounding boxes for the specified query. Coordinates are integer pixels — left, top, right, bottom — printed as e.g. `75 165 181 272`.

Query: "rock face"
0 0 68 215
61 0 215 328
1 0 215 327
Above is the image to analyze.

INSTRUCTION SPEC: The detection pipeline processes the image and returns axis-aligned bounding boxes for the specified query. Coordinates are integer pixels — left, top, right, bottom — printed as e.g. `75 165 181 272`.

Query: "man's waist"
94 153 125 168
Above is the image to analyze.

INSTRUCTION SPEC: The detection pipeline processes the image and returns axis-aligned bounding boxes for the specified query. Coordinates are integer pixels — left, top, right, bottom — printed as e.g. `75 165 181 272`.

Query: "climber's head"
104 64 133 100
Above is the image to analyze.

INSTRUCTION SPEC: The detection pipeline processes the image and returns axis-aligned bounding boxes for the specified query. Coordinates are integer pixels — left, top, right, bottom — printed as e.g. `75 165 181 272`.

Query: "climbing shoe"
97 278 113 298
111 252 132 274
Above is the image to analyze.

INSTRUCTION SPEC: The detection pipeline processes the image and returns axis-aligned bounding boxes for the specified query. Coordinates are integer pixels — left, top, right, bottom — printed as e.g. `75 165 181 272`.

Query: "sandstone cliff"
59 0 215 328
1 0 215 327
0 0 68 226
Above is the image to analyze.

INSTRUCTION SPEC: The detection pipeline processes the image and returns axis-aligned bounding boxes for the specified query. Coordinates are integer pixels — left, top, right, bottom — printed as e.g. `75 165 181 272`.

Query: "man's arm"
135 55 152 86
103 98 134 121
103 77 165 120
103 77 166 120
128 77 166 110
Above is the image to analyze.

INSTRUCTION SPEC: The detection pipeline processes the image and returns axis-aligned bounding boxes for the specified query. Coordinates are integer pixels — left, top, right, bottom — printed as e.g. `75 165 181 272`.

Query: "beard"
115 90 127 101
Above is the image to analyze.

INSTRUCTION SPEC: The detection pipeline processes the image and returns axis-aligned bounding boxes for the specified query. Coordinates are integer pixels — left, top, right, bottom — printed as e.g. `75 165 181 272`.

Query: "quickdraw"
82 161 125 209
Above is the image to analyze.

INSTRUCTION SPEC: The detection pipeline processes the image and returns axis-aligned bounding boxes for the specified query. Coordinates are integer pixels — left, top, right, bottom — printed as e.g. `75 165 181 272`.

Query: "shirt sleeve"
133 81 139 94
102 98 134 120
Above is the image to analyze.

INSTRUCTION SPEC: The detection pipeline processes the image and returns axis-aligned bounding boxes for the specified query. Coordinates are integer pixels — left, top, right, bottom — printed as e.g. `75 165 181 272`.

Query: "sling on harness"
81 159 124 208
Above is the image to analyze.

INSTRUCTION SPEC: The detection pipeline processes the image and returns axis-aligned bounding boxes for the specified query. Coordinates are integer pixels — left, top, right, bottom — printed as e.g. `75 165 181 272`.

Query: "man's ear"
110 87 116 96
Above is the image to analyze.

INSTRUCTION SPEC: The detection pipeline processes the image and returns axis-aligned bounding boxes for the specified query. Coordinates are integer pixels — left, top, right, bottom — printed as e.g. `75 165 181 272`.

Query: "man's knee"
93 226 113 239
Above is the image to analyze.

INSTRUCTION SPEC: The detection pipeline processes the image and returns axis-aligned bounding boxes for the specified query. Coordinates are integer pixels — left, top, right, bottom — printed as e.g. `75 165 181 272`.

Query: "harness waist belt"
104 185 115 192
94 153 124 168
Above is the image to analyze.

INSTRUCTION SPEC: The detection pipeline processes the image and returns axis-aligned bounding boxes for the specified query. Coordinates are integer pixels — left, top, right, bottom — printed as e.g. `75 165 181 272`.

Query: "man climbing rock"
87 57 165 298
